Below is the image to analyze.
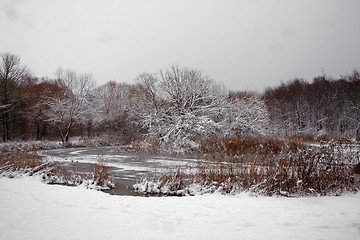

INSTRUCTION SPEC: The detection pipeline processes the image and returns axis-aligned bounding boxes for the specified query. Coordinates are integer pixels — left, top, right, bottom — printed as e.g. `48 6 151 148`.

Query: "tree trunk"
64 121 73 142
2 112 10 142
58 126 65 143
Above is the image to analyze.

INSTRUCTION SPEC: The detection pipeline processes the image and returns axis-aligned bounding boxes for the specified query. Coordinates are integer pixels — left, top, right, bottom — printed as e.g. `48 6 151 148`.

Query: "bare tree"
96 81 130 123
0 52 30 142
134 73 162 135
95 81 141 138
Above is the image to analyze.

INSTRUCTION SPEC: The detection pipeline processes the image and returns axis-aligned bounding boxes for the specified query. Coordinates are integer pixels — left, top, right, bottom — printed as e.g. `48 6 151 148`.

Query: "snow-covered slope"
0 177 359 240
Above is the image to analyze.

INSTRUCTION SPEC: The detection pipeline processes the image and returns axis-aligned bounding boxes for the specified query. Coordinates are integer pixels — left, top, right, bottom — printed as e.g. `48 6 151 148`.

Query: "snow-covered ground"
1 176 359 240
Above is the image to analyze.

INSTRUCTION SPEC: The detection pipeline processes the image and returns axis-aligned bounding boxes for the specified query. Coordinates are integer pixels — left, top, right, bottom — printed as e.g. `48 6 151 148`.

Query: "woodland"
1 52 360 145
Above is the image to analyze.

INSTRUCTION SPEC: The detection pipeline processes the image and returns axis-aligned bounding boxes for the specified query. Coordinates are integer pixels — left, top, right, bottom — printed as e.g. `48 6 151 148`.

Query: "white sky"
1 0 360 92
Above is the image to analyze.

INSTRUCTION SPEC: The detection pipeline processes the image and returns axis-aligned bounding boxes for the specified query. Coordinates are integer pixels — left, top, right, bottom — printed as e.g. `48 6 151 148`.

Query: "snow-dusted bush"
88 157 115 190
41 162 84 186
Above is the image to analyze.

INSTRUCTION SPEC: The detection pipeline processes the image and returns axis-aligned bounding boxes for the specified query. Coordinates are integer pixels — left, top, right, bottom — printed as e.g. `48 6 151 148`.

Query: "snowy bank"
1 176 360 240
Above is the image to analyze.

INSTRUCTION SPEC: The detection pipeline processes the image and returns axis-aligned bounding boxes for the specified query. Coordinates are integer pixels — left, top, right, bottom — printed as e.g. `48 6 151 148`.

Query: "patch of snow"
145 159 195 167
1 176 359 240
68 150 86 155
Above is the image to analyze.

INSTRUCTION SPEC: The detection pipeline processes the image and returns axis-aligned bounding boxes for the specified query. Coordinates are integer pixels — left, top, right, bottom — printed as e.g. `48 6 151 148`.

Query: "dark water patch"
103 178 140 196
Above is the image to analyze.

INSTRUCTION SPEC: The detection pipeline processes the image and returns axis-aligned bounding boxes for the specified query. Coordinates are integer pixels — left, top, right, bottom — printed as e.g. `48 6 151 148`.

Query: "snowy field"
1 176 360 240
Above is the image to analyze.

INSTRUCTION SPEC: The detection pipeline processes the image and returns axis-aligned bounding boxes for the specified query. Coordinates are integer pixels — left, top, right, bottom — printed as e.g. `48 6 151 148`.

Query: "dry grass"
0 148 43 173
199 136 302 156
93 157 110 186
0 147 85 186
135 137 360 196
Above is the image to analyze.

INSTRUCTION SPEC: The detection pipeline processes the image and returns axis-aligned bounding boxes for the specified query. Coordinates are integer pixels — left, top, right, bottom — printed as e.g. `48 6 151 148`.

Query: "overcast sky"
1 0 360 92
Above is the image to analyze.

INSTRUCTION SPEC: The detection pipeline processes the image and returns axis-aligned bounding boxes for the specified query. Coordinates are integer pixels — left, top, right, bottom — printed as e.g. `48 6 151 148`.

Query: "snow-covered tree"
225 92 270 136
45 68 95 142
137 65 226 142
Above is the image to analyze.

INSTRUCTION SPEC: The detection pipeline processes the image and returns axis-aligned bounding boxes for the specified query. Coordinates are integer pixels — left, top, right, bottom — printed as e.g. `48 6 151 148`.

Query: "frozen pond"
41 146 199 196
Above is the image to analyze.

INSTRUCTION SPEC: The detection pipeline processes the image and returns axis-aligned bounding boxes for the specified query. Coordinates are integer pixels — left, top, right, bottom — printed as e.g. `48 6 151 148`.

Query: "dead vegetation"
134 136 360 196
90 157 115 189
1 148 43 174
0 144 114 190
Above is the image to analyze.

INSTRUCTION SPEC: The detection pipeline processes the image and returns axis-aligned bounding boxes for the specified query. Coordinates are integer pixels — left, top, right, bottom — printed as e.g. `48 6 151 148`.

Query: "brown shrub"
199 136 301 157
93 158 110 186
262 137 283 154
225 137 260 155
316 134 332 142
199 136 225 154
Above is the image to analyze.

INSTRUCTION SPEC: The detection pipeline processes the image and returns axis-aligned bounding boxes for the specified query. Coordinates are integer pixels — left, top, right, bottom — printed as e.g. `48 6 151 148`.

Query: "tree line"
1 52 359 143
264 71 360 136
